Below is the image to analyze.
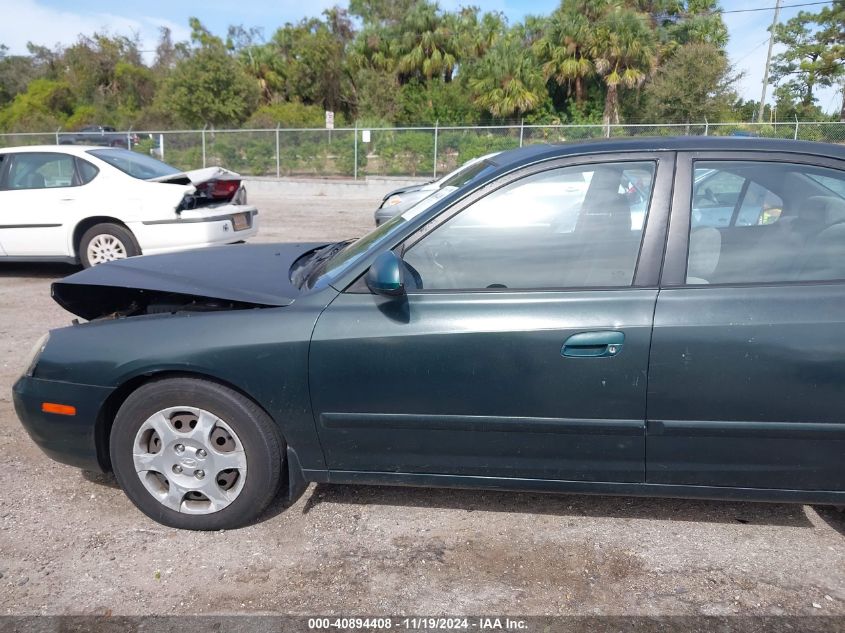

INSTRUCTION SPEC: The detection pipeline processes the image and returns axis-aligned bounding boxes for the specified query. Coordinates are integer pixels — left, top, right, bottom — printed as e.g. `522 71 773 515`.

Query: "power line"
734 37 772 63
720 1 832 14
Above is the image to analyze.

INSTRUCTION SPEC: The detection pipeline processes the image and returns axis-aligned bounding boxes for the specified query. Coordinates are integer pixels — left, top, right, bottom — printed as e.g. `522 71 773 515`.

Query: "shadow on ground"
80 469 845 532
0 262 79 278
297 482 821 528
81 470 119 489
814 505 845 537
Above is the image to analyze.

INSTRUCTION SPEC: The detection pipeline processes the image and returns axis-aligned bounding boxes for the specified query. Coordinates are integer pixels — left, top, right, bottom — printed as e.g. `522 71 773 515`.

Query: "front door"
648 153 845 491
0 152 84 257
309 154 674 482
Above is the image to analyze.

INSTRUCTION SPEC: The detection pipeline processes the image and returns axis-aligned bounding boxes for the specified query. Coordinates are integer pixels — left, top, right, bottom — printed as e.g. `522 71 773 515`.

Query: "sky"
0 0 841 116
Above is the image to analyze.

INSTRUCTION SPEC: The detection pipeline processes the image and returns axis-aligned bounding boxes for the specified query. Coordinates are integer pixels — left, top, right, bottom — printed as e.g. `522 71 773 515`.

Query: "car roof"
0 145 112 156
488 136 845 169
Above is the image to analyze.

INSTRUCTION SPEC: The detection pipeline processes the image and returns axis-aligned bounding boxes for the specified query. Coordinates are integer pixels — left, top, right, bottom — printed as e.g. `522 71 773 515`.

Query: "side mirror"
366 251 406 297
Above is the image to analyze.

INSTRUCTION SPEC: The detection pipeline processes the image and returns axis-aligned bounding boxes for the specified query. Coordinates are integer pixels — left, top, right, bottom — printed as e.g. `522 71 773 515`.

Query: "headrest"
800 196 845 226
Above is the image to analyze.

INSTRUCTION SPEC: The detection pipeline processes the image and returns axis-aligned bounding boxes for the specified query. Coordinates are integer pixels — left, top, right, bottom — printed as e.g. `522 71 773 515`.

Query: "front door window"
402 162 656 290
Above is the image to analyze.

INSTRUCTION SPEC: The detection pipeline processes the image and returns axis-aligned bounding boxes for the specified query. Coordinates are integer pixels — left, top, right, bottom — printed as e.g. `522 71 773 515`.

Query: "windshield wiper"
312 238 355 266
292 239 356 289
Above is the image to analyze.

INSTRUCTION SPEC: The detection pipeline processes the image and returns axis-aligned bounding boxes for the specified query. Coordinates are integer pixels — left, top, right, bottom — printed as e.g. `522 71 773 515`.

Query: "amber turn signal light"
41 403 77 416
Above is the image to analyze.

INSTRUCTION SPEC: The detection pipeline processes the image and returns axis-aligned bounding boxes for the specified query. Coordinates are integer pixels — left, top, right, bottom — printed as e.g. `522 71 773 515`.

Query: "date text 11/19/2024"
307 617 529 630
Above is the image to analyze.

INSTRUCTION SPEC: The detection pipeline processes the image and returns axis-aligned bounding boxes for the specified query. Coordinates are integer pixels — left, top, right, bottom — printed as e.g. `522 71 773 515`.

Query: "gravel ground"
0 184 843 618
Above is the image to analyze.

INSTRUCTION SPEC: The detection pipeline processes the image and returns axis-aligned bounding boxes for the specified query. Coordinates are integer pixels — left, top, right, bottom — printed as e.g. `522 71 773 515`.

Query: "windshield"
306 187 457 289
88 148 182 180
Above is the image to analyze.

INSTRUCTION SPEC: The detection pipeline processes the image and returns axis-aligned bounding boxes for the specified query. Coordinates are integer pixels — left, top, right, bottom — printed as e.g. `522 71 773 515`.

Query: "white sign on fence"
362 130 371 143
325 111 334 130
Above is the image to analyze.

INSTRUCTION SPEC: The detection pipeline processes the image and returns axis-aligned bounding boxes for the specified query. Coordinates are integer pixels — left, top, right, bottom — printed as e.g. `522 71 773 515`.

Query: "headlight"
386 195 403 206
22 333 50 377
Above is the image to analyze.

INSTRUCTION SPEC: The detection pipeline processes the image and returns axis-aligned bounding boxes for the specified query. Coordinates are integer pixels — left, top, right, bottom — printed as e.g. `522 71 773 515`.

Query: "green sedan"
13 136 845 530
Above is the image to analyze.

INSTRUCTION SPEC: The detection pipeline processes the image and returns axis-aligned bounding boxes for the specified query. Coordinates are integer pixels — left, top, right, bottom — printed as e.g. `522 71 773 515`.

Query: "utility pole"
757 0 782 123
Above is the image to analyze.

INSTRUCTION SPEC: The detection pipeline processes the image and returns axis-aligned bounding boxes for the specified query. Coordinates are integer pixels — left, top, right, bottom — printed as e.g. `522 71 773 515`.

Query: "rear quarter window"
75 157 99 185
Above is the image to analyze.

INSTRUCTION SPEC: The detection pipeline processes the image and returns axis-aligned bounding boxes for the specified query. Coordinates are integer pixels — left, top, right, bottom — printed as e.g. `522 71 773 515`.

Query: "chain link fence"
1 121 843 179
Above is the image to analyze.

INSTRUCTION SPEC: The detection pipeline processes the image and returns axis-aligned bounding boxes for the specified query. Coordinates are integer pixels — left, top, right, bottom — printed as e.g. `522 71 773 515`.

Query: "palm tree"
534 1 613 105
239 44 285 103
448 7 505 62
589 5 658 126
396 3 457 82
469 35 546 119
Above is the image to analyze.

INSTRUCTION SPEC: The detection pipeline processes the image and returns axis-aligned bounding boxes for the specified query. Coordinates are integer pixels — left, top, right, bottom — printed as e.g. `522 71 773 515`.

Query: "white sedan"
0 145 259 267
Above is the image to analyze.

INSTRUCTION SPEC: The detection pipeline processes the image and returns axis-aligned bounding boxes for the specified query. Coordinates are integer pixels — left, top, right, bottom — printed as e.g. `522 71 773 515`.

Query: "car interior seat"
576 193 637 287
19 172 46 189
796 196 845 235
799 221 845 281
686 227 721 284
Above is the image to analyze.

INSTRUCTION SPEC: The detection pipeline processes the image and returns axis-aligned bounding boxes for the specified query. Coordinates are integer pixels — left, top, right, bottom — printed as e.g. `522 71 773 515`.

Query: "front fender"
33 302 331 471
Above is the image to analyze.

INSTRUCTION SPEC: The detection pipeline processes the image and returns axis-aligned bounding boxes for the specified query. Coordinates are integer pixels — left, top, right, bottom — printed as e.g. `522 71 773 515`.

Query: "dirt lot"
0 184 843 618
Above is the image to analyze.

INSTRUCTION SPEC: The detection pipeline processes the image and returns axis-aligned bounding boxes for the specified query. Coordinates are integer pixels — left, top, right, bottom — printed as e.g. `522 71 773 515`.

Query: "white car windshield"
88 148 182 180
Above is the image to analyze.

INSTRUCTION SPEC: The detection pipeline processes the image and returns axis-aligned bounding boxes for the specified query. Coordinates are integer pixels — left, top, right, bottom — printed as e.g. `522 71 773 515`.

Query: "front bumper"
13 375 113 472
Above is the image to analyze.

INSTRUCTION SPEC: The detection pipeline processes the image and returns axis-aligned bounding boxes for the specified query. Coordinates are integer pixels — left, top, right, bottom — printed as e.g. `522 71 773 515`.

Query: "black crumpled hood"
52 242 326 320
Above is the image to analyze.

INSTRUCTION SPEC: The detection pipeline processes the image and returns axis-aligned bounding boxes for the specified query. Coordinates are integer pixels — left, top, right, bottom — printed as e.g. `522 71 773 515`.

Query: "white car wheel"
79 223 140 268
87 234 128 264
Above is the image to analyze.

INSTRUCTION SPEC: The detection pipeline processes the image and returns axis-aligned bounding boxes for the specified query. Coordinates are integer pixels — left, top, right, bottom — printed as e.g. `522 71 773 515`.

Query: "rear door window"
686 161 845 285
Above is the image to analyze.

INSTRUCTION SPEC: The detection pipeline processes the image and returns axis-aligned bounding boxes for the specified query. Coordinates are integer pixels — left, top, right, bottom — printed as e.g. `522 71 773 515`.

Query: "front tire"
79 223 140 268
110 378 284 530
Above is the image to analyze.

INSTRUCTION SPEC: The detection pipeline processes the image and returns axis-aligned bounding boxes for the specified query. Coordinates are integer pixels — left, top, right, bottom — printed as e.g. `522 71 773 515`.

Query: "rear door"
647 151 845 491
309 152 674 482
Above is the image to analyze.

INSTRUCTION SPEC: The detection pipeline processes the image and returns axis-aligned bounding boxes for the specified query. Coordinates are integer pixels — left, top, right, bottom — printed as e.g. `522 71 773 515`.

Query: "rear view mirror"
366 251 406 297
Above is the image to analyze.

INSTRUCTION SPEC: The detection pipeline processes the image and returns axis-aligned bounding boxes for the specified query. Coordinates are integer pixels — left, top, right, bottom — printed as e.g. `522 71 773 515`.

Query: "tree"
671 0 729 47
261 10 355 112
160 18 259 126
644 42 736 123
349 0 418 26
448 7 506 62
395 2 457 82
239 41 285 103
643 0 728 50
396 77 481 125
0 45 42 107
152 27 189 74
0 78 74 131
534 1 612 106
61 33 150 117
590 5 658 126
816 0 845 120
771 11 843 115
469 33 547 119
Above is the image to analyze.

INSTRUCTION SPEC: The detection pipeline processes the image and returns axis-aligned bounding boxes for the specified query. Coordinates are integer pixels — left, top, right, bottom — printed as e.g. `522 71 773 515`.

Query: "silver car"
374 153 501 225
